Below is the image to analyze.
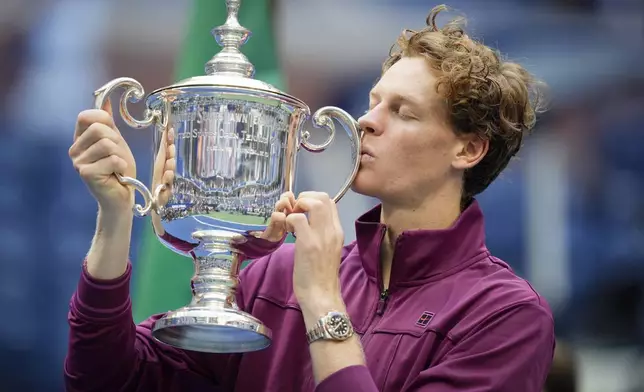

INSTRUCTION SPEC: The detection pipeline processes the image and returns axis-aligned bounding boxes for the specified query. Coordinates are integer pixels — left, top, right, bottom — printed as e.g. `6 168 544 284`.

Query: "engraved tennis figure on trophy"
92 0 361 354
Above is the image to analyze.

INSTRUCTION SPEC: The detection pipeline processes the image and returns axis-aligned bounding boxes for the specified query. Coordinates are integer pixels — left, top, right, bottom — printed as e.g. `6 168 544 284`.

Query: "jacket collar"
354 200 488 287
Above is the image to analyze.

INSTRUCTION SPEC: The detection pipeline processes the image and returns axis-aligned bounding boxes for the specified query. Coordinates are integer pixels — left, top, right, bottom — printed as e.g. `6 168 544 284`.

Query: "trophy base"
151 306 272 353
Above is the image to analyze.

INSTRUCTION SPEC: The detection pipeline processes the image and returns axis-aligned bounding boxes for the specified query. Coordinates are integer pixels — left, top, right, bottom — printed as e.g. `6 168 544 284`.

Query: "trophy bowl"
92 0 361 354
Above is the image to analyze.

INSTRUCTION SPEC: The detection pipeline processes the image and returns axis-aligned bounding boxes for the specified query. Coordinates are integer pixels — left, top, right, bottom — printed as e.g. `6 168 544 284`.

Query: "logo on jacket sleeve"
415 311 435 328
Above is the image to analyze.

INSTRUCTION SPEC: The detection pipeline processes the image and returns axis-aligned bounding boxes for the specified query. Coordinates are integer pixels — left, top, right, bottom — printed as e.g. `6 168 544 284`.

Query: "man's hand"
286 192 366 385
286 192 345 315
69 99 139 280
260 191 296 242
150 126 176 208
69 99 136 215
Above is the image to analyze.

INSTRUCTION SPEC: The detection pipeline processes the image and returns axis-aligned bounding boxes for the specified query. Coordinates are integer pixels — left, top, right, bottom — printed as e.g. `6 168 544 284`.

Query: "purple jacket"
65 201 555 391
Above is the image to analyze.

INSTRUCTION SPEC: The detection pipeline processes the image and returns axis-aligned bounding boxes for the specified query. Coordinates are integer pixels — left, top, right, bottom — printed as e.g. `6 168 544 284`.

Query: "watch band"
306 319 329 344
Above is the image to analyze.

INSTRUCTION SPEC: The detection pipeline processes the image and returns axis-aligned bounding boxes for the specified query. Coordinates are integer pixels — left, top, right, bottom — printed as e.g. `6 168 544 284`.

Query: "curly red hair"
383 5 546 204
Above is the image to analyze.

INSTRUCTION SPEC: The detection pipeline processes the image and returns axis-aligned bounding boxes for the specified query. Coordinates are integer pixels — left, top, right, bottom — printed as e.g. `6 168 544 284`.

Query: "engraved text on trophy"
160 97 290 222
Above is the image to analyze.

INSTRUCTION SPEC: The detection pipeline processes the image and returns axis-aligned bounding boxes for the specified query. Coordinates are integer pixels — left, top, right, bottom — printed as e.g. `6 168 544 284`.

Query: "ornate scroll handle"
93 77 165 217
301 107 362 203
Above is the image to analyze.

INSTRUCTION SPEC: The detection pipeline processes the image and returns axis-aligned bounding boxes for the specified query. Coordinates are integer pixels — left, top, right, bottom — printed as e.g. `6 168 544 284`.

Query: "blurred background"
1 0 643 390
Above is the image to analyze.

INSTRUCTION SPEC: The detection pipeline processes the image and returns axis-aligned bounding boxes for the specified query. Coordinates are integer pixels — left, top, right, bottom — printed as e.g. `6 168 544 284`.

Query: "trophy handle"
93 77 164 217
301 107 362 203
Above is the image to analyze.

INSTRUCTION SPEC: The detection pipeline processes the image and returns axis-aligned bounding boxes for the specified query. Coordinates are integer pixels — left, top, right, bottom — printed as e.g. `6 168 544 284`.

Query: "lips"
360 146 375 158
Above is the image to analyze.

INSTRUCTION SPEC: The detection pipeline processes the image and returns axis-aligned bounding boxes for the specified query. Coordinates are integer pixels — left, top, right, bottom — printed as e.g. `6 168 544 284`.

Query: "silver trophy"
93 0 361 353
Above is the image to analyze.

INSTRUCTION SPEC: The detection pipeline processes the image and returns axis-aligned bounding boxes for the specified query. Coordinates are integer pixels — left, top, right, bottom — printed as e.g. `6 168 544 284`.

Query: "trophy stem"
190 253 243 309
151 248 271 353
205 0 255 77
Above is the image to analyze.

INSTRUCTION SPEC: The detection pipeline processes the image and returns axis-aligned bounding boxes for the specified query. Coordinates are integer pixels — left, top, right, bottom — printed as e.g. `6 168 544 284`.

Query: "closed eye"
393 106 416 120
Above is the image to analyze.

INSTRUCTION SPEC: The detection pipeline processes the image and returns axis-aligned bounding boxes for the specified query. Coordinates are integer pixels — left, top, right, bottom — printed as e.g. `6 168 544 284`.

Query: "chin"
350 171 382 199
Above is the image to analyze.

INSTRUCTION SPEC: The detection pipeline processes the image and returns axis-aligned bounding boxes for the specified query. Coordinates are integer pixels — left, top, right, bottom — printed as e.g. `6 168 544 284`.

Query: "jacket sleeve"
315 302 555 392
64 262 235 392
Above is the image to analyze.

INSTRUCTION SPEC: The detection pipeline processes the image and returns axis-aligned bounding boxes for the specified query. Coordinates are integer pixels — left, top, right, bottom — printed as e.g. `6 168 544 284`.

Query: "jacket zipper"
376 225 391 317
360 227 390 347
376 289 389 316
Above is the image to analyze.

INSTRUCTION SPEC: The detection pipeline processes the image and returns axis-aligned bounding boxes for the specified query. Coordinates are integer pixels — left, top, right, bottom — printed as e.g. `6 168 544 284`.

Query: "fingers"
167 134 176 158
161 140 176 187
167 144 176 161
162 168 175 188
294 192 340 229
261 192 295 240
164 156 176 174
285 212 312 238
153 129 168 173
156 166 175 207
70 119 131 180
271 191 339 237
152 128 177 187
69 122 122 159
77 154 128 181
166 127 175 146
75 104 118 142
275 191 296 214
295 192 333 210
151 127 176 207
261 212 288 241
73 137 121 167
291 197 330 228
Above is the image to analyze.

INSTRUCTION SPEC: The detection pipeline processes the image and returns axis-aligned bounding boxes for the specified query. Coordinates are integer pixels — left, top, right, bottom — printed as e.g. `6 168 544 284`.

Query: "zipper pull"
376 289 389 316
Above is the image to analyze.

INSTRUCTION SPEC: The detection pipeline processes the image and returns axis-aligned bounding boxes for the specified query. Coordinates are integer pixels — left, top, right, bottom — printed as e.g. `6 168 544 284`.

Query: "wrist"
300 295 346 330
85 207 133 280
97 206 134 233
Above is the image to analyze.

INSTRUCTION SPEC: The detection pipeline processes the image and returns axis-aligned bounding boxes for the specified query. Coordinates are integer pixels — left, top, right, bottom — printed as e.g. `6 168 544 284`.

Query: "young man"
65 5 554 392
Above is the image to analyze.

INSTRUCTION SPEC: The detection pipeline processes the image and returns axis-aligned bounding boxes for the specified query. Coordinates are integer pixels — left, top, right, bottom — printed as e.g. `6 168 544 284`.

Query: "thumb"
101 97 114 118
100 97 124 136
261 212 287 241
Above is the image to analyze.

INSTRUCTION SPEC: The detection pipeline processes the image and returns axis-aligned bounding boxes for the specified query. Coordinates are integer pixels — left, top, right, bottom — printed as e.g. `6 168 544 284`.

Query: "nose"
358 108 383 136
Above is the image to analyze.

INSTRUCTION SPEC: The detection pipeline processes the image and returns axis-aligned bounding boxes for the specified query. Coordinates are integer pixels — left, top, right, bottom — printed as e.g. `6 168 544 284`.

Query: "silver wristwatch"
306 311 354 344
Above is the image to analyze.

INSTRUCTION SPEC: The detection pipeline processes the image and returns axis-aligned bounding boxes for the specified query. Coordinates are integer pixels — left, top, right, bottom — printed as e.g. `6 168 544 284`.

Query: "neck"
380 192 462 242
377 188 463 290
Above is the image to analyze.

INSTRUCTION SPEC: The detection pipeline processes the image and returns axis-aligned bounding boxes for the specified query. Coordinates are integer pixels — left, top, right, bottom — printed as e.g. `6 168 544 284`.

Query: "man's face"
352 56 467 207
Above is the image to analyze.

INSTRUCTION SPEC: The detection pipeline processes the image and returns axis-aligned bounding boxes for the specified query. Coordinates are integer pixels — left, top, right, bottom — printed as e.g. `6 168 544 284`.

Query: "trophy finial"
205 0 255 77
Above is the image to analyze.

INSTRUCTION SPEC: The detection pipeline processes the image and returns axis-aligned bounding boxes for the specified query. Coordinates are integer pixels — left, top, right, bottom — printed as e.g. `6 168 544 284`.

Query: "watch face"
325 312 353 340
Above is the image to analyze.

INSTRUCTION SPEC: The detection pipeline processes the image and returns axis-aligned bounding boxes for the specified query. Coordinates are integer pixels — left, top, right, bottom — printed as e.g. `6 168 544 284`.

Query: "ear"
452 134 489 170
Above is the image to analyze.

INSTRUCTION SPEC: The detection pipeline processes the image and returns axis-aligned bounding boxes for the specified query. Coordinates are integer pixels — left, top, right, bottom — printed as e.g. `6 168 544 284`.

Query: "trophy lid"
151 0 306 108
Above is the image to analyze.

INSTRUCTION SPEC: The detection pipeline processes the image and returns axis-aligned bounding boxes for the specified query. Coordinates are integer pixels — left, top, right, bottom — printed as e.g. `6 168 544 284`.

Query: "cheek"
396 135 451 172
382 136 455 195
